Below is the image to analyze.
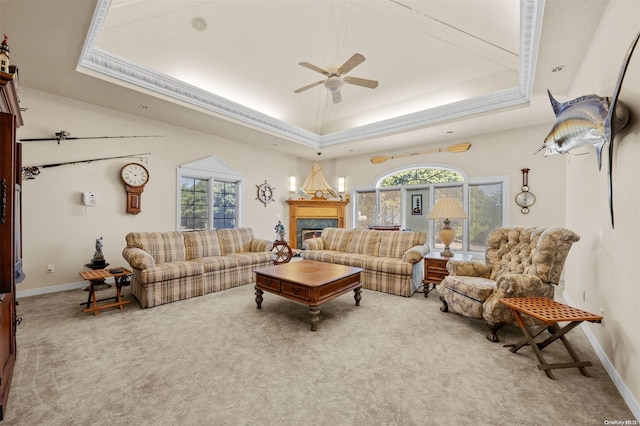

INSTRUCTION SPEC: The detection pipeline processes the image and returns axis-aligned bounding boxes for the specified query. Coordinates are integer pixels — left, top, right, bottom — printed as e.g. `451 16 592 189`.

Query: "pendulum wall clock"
120 162 149 214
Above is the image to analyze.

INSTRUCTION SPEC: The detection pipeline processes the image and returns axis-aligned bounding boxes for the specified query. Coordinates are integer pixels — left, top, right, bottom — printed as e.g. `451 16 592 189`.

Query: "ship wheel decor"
256 180 275 206
515 168 536 214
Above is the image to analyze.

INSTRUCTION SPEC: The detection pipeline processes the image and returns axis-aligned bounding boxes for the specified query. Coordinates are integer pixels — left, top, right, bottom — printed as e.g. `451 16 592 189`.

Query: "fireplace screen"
301 229 323 243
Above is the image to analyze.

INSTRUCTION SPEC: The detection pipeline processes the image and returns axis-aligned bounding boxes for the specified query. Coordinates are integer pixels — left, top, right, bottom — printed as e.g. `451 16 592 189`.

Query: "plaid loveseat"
302 228 430 297
122 228 272 308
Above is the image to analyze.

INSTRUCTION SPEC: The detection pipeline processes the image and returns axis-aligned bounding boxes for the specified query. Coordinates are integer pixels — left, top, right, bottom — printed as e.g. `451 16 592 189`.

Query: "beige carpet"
3 283 635 425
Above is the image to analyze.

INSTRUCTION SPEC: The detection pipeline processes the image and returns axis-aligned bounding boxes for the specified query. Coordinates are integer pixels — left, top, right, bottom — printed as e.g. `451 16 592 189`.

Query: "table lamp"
427 196 467 257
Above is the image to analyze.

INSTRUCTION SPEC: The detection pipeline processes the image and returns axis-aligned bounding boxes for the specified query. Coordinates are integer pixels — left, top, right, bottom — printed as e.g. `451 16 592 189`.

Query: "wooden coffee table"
254 260 363 331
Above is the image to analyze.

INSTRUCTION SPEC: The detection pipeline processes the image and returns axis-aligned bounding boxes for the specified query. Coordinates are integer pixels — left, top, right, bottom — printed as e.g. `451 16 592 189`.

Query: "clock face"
315 190 324 198
121 163 149 187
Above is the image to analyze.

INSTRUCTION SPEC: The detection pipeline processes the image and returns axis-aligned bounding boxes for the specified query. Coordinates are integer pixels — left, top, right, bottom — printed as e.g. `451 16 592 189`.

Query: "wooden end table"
79 267 132 316
254 260 362 331
423 252 472 297
499 297 602 379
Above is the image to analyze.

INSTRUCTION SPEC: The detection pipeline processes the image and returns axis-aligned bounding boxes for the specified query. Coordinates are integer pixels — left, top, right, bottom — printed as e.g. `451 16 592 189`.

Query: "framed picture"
411 194 422 215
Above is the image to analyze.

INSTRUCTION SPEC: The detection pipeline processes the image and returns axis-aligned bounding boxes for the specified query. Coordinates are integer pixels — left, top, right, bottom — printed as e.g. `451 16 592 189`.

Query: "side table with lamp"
425 196 468 296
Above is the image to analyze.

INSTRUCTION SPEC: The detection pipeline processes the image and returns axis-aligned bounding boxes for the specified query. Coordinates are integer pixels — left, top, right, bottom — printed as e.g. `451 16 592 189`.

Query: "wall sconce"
289 175 296 192
337 176 345 193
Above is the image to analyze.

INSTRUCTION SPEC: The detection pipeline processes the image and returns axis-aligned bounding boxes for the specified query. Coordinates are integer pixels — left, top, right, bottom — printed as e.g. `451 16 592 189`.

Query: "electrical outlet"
47 264 55 273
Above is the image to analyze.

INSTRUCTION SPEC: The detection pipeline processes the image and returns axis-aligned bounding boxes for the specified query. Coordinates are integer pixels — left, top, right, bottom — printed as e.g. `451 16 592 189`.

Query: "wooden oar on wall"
370 142 471 164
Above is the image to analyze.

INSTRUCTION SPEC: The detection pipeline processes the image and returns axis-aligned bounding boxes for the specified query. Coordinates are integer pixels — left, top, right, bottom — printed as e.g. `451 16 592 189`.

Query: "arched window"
354 166 507 254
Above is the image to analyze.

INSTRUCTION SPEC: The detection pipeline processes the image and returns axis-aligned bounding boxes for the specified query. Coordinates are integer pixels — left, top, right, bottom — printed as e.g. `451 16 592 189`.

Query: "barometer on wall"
515 168 536 214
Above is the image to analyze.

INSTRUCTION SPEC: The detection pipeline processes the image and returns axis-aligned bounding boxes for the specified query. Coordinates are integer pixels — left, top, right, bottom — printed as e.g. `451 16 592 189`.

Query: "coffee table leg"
309 307 320 331
354 287 362 306
255 287 263 309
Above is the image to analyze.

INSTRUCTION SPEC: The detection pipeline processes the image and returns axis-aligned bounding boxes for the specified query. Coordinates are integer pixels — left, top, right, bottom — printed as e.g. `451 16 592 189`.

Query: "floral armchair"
439 226 580 342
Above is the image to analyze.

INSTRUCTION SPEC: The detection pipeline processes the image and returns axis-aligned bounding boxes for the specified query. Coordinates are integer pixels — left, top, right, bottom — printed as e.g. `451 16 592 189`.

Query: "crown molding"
77 0 541 148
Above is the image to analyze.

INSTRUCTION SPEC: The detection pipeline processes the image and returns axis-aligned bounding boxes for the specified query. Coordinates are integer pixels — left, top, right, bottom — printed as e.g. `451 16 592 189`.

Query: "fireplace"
296 219 337 248
301 229 323 243
286 199 349 249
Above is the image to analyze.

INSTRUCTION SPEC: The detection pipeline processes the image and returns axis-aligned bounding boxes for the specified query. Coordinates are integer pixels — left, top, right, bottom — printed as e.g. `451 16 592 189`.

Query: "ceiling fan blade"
343 76 379 89
299 62 330 76
294 80 327 93
332 90 342 104
338 53 365 75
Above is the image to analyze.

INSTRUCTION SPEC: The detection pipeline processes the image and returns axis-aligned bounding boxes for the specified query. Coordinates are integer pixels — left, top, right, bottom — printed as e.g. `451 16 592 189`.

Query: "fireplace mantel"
286 199 349 249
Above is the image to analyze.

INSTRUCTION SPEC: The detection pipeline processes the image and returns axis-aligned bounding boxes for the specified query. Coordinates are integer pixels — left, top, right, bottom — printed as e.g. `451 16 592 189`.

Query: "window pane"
213 181 237 229
356 191 376 229
470 183 503 251
379 190 401 226
181 177 208 231
433 187 464 251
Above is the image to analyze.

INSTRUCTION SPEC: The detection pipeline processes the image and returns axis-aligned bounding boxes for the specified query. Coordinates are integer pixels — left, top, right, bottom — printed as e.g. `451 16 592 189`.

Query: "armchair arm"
403 245 430 264
303 237 325 251
446 260 491 278
482 273 555 326
122 247 155 270
250 238 273 252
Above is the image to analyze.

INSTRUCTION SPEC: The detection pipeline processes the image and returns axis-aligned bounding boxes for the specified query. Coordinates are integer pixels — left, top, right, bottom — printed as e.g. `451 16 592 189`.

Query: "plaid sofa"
302 228 430 297
122 228 272 308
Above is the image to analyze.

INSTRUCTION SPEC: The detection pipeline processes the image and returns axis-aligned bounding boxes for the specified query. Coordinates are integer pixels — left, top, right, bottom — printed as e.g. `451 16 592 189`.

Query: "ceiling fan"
19 130 164 144
294 53 379 104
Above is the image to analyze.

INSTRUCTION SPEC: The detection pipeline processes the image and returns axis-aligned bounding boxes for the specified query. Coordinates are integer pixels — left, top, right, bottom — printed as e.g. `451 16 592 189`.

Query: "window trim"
176 157 243 231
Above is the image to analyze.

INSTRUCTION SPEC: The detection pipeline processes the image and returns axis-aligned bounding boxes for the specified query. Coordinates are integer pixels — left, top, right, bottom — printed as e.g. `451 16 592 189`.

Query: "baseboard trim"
563 291 640 421
16 281 87 299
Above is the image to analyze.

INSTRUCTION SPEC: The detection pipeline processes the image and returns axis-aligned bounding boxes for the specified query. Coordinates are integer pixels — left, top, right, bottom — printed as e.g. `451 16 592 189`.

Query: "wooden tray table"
79 267 132 316
499 297 602 379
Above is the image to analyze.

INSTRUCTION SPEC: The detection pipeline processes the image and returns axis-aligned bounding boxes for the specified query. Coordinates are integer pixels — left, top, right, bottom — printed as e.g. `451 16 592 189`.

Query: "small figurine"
274 221 286 240
94 237 104 258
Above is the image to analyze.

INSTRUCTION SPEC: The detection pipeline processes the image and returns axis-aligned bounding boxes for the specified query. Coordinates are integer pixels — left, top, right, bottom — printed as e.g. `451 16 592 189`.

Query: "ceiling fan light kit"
295 53 378 104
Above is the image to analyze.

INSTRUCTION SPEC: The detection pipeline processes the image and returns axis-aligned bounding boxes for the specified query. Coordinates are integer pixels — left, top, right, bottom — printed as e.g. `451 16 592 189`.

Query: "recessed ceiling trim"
77 0 542 148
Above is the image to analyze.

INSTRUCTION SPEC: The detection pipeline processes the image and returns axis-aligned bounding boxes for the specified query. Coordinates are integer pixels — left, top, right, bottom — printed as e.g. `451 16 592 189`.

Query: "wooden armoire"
0 70 23 420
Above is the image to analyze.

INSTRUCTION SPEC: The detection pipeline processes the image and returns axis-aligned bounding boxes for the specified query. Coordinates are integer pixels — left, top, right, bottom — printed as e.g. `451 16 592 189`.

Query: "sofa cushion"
138 261 204 284
126 232 186 263
302 250 337 263
226 252 272 266
184 231 222 259
362 256 413 275
378 231 426 259
190 256 239 273
321 228 353 252
217 228 254 255
441 276 496 303
348 229 382 256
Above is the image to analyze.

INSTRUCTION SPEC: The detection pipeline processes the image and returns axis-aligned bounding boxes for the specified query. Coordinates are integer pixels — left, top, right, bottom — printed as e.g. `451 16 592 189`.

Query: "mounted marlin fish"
535 31 640 228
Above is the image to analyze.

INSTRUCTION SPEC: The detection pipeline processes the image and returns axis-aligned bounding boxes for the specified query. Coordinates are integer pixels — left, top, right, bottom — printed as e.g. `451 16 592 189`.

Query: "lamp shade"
427 197 467 220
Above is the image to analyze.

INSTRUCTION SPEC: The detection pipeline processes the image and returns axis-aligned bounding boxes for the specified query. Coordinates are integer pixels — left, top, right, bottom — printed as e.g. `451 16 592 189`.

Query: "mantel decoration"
536 31 640 228
427 196 467 257
302 161 337 200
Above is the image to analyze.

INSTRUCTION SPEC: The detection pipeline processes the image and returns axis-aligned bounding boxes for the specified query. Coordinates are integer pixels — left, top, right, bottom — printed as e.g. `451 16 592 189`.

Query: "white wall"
563 0 640 417
334 123 567 231
17 87 299 293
